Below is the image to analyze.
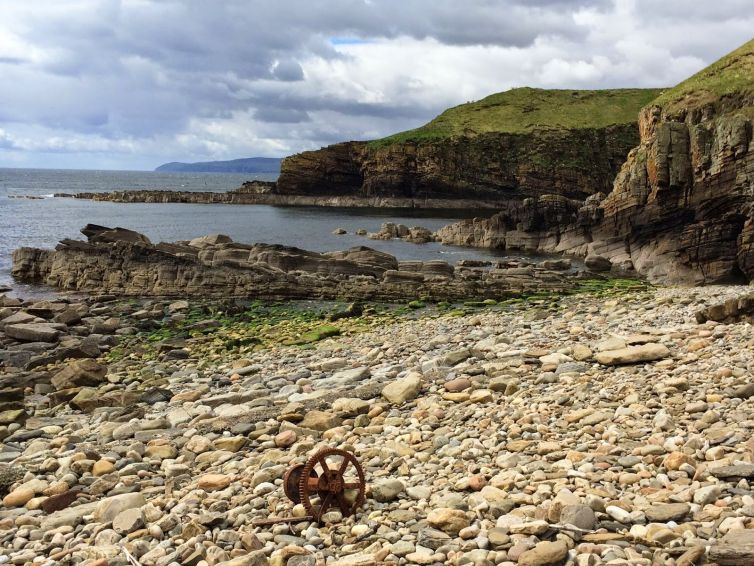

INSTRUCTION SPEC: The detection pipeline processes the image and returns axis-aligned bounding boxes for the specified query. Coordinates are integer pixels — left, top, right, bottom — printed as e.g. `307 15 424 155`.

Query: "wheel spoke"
318 455 331 473
343 481 362 489
338 457 350 475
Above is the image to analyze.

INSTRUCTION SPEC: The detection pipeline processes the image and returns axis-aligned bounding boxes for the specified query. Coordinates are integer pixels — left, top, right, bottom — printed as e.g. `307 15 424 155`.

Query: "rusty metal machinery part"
283 463 318 504
299 448 366 523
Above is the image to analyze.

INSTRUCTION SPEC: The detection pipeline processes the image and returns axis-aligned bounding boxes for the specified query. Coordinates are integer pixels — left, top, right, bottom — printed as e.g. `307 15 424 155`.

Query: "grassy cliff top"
370 87 663 147
652 38 754 113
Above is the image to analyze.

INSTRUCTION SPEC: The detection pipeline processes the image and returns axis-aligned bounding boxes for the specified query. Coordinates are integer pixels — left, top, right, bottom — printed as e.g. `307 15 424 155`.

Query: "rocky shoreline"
58 181 506 210
4 277 754 565
11 224 592 301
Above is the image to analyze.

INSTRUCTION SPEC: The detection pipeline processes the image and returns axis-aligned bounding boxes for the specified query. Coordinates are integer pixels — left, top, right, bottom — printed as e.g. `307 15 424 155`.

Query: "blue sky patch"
330 37 371 45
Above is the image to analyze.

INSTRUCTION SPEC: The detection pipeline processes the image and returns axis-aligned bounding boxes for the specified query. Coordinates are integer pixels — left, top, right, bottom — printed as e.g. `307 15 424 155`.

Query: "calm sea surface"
0 168 512 294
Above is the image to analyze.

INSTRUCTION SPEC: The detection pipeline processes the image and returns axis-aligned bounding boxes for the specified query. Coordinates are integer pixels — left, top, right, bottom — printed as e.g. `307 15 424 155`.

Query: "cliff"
68 89 657 208
275 88 661 201
438 38 754 285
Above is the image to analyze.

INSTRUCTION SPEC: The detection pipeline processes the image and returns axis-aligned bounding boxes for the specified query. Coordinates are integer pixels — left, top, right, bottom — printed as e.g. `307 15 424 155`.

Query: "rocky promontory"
438 38 754 286
11 224 585 301
64 181 506 209
66 88 659 209
274 89 660 203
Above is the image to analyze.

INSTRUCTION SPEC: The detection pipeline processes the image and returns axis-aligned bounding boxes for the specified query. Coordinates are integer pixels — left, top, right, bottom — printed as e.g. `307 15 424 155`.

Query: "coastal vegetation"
105 278 650 363
652 38 754 114
369 87 663 147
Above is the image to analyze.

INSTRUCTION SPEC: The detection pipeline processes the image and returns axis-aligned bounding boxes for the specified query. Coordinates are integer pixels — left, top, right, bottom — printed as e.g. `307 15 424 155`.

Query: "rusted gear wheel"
299 448 366 523
283 463 318 504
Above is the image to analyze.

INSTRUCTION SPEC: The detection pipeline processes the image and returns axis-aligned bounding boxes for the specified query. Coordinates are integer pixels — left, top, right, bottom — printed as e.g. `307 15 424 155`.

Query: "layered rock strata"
11 225 577 300
64 187 506 209
67 89 656 208
74 125 629 208
276 125 638 202
439 41 754 285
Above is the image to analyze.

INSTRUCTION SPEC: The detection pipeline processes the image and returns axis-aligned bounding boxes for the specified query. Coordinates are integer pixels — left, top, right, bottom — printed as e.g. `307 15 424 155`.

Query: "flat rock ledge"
11 224 586 300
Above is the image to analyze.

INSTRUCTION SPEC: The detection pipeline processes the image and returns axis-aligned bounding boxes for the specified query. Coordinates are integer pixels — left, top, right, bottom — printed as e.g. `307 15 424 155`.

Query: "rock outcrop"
65 180 507 209
439 39 754 285
11 225 579 300
276 124 639 202
68 88 659 208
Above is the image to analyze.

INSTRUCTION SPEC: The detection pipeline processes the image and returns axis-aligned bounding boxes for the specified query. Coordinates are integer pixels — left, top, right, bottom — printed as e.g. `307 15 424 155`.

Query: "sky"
0 0 752 171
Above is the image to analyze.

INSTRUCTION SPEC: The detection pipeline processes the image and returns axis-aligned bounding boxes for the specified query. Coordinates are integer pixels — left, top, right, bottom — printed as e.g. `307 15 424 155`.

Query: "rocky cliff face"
438 103 754 284
276 125 639 202
439 39 754 285
594 99 754 283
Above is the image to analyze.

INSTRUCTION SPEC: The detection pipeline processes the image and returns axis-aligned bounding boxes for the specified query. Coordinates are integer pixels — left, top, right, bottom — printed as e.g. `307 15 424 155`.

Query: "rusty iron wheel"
283 463 319 504
298 447 366 523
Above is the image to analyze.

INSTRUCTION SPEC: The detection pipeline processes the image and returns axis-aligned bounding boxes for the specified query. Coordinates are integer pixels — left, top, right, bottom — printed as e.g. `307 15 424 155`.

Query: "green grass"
369 87 662 147
652 38 754 114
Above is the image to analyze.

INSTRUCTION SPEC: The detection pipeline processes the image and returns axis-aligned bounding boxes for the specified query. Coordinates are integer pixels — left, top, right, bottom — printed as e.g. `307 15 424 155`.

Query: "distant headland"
154 157 282 173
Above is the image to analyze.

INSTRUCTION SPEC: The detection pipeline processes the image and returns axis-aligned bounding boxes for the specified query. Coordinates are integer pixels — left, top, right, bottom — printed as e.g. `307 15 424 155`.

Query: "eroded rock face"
438 98 754 285
595 101 754 284
11 226 574 300
276 126 639 202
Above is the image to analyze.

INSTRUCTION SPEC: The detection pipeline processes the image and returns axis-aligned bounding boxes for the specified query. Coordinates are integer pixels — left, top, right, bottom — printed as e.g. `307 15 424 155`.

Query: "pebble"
2 285 754 565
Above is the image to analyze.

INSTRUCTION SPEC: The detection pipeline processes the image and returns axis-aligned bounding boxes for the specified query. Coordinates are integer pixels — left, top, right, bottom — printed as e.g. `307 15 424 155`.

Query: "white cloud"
0 0 751 169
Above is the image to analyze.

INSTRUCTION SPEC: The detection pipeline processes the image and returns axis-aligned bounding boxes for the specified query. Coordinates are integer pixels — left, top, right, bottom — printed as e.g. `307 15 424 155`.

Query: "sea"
0 168 517 296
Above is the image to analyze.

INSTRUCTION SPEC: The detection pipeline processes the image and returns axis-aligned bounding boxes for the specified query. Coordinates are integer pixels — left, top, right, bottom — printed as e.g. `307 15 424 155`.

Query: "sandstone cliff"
438 38 754 285
276 88 661 202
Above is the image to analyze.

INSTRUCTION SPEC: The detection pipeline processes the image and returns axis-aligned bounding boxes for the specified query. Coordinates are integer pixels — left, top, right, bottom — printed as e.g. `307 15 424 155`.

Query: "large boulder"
83 224 152 246
93 493 146 523
584 255 612 272
518 540 568 566
189 234 233 248
325 246 399 272
382 372 422 404
426 508 470 535
51 359 108 390
594 343 670 366
4 323 63 342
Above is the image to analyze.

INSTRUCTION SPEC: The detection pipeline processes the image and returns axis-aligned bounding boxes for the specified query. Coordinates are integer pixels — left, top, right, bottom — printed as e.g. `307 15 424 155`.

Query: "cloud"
0 129 16 150
271 60 305 82
0 0 751 169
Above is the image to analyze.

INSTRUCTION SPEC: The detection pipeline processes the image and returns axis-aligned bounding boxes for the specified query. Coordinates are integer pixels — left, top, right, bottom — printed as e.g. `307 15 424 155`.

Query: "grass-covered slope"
370 87 663 147
652 38 754 114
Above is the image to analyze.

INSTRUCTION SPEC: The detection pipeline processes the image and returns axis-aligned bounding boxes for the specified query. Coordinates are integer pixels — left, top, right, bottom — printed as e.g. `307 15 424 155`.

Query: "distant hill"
370 87 663 147
155 157 282 174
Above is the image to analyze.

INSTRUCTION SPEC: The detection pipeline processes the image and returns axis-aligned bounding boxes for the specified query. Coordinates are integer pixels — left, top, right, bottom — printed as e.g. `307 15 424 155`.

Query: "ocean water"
0 168 513 294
